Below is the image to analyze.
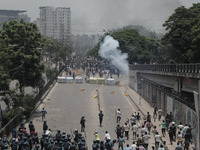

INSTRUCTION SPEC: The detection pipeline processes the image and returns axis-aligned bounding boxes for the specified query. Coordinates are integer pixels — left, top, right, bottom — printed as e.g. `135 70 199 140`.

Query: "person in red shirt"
23 127 27 135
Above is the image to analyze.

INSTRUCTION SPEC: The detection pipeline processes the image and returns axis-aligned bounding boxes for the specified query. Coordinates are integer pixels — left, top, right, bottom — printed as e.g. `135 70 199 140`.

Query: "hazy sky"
1 0 199 35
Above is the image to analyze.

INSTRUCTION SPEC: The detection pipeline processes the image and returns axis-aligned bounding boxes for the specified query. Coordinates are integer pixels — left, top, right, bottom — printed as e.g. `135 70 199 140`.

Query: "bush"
46 67 58 80
1 94 35 126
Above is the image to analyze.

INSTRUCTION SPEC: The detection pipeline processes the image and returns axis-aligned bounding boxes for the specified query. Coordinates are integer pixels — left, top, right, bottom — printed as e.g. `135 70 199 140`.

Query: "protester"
41 108 47 121
116 108 122 123
98 110 104 127
132 123 138 140
160 120 166 137
80 116 86 132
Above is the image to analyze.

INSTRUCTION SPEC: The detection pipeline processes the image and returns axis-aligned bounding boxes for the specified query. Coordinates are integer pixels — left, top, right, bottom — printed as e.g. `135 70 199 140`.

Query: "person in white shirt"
178 122 184 131
124 122 130 140
45 128 51 136
182 124 189 136
158 144 165 150
116 108 122 123
142 132 151 150
104 131 111 140
155 132 161 149
132 123 138 140
131 141 137 150
140 125 146 137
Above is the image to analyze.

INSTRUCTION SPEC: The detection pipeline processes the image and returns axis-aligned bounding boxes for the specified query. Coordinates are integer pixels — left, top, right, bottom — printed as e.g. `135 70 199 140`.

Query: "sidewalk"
123 86 195 150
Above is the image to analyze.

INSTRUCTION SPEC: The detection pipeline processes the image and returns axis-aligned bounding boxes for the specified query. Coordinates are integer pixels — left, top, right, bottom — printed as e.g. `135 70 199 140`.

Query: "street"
26 75 147 149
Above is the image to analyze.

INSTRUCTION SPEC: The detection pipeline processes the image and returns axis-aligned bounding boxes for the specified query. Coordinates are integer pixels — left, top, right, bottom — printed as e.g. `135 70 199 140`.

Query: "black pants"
99 118 103 126
117 133 121 139
116 116 121 123
125 131 129 140
144 143 149 150
118 144 123 150
81 124 85 132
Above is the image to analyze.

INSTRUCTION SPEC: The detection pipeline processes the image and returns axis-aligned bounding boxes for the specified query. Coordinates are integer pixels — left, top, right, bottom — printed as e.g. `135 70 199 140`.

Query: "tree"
87 28 166 64
43 38 69 70
0 20 45 93
162 3 200 63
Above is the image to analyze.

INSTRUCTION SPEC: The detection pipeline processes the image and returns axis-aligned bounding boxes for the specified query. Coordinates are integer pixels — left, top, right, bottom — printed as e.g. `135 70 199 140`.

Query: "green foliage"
0 66 10 94
0 20 45 93
162 3 200 63
43 38 69 70
45 67 58 80
121 25 162 39
87 28 166 64
2 94 35 125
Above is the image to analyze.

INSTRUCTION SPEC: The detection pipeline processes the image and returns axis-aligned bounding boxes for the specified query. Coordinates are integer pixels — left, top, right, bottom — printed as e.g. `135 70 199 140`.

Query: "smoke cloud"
99 35 129 76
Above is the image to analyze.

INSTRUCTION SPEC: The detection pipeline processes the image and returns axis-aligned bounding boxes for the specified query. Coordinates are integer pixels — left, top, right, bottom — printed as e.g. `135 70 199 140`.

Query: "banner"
193 91 199 150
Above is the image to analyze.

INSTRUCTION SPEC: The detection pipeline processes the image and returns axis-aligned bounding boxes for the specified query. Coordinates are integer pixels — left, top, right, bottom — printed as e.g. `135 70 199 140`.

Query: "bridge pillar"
149 86 153 106
147 84 150 103
160 91 165 115
157 89 161 109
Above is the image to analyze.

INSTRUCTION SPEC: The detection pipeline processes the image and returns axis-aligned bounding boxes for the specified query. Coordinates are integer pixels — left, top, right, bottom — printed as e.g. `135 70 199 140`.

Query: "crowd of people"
0 103 194 150
64 56 120 81
0 56 194 150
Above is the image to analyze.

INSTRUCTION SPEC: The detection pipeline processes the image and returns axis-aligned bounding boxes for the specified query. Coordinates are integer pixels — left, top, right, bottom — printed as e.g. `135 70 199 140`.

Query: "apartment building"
38 6 71 44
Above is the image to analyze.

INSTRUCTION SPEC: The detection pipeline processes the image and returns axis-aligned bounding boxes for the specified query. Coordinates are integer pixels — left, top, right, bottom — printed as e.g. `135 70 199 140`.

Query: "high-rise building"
72 34 101 54
38 6 71 45
0 9 30 26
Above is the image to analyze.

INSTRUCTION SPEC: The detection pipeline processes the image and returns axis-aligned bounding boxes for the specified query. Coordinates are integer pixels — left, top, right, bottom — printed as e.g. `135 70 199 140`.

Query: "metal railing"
130 64 200 73
138 76 195 110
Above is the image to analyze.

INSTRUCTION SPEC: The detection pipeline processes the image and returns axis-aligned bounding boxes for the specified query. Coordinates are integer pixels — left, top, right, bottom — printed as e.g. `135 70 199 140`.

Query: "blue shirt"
124 147 131 150
41 109 47 115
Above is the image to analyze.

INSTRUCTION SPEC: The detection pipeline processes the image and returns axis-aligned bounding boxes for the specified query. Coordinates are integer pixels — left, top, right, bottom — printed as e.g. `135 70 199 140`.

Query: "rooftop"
0 9 27 16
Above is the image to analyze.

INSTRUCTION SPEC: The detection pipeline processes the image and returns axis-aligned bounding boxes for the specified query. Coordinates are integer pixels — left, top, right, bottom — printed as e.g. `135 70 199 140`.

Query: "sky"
0 0 200 35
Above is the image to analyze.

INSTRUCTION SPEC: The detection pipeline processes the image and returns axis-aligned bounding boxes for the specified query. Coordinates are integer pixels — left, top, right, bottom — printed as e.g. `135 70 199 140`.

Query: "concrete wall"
129 69 199 145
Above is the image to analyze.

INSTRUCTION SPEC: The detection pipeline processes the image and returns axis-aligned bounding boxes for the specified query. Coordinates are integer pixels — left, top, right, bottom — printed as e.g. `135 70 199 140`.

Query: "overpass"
129 63 200 142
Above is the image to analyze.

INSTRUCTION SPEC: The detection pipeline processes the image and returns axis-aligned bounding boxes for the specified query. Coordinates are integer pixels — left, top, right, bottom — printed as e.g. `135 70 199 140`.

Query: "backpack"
146 122 151 128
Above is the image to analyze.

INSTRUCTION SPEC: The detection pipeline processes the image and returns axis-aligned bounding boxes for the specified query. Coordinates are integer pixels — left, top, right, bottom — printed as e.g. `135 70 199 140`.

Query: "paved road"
25 75 159 150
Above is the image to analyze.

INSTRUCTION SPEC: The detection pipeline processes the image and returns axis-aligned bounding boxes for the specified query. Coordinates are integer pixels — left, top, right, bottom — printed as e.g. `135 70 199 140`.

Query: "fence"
130 64 200 73
0 65 64 137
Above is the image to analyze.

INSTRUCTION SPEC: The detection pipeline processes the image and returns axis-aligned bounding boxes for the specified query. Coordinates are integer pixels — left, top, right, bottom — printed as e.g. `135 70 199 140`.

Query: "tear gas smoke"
99 35 129 77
